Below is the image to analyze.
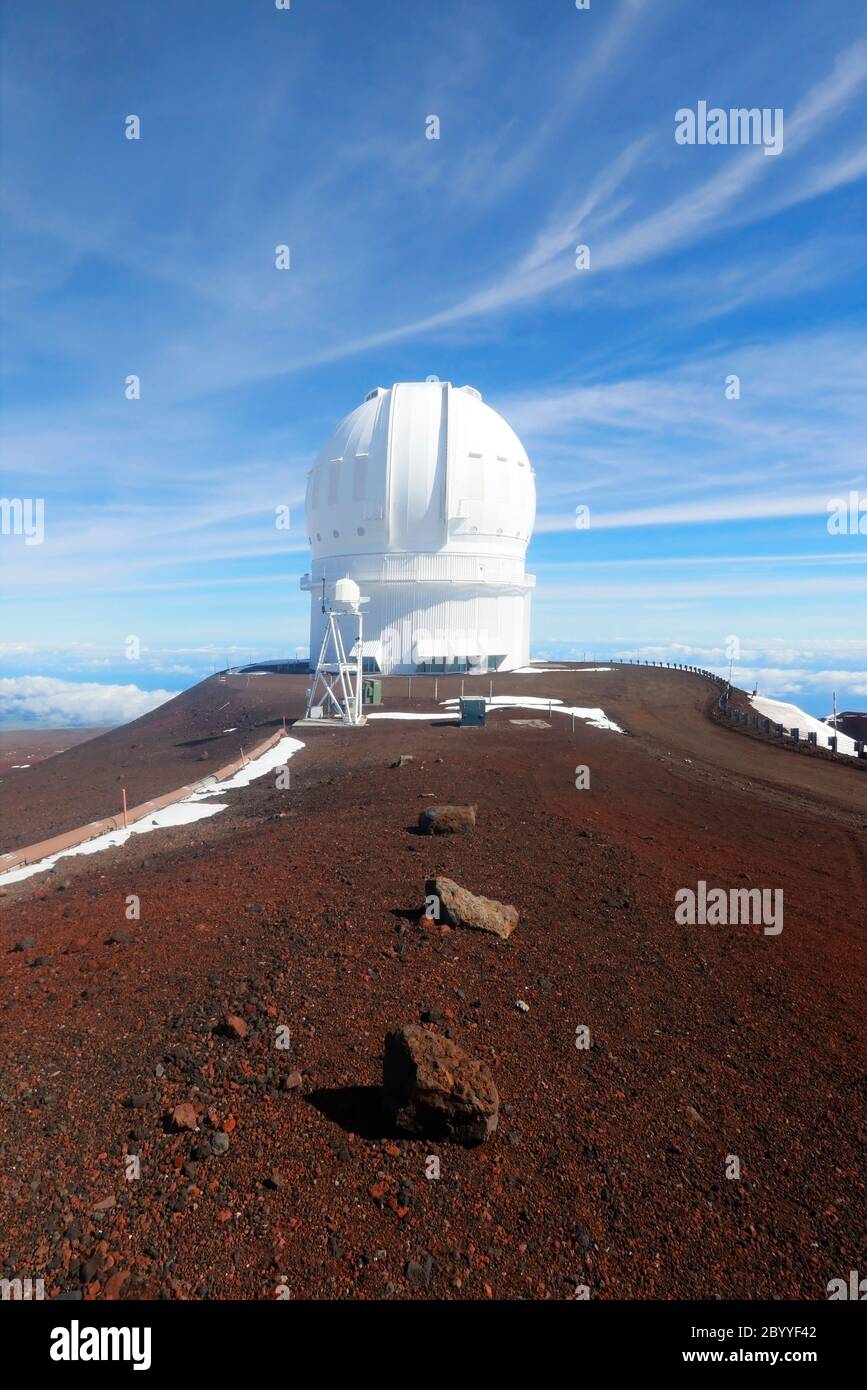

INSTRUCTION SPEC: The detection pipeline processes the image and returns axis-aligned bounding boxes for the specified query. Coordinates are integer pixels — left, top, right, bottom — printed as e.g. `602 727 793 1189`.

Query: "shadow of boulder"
306 1085 394 1141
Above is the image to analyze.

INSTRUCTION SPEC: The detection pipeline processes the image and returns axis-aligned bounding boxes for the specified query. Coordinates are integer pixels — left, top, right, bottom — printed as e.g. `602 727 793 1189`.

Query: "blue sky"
1 0 866 726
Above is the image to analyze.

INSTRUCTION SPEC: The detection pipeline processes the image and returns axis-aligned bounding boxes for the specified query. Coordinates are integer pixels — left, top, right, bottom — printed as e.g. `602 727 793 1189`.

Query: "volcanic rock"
406 1253 435 1289
418 804 476 835
170 1102 200 1132
104 1269 130 1299
425 876 518 939
224 1014 248 1039
382 1024 498 1145
602 887 630 909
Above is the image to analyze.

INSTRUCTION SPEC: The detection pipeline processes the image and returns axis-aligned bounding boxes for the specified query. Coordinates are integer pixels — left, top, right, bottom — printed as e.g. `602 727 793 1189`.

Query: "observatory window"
353 456 366 501
316 532 321 541
357 526 365 536
332 529 339 538
328 462 340 505
417 658 473 674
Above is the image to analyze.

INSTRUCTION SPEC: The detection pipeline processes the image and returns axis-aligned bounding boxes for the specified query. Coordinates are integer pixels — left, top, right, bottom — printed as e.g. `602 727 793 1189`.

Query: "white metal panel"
386 382 447 552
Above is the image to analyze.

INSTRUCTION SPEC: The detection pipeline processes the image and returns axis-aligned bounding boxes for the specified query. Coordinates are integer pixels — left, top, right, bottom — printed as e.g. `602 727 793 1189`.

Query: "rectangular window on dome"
353 456 366 501
328 462 340 505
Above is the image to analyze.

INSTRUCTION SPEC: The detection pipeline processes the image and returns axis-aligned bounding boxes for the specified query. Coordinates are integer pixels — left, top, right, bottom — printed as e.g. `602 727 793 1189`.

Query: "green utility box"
460 697 486 726
362 678 383 706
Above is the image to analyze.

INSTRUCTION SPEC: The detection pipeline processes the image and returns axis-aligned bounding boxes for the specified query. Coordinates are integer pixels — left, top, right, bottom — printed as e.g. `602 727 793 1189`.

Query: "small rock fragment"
170 1102 199 1132
418 804 476 835
602 887 630 909
103 1269 130 1300
405 1254 435 1290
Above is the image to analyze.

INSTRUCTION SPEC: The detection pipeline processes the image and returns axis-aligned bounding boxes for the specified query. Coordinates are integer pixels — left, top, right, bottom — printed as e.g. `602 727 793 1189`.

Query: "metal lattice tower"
304 578 367 726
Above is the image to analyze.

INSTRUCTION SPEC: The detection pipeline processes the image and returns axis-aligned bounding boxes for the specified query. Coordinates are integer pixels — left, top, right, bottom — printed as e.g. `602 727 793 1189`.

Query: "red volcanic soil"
0 727 108 776
0 665 864 1301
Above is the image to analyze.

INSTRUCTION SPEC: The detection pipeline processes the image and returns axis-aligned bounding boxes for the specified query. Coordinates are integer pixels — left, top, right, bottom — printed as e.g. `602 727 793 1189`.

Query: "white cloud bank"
0 676 178 729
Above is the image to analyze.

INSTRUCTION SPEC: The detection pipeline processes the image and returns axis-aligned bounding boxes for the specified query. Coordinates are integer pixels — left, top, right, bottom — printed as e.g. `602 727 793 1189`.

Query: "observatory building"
300 381 536 674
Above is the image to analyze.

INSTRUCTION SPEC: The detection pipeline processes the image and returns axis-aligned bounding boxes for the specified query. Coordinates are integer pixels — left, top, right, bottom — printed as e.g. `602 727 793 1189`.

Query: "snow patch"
189 735 305 795
0 801 227 885
367 697 622 732
0 734 306 885
440 695 624 733
750 696 858 757
366 712 458 722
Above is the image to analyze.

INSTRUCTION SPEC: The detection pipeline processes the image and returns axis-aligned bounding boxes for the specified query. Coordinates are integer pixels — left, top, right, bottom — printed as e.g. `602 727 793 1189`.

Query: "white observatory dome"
301 381 536 675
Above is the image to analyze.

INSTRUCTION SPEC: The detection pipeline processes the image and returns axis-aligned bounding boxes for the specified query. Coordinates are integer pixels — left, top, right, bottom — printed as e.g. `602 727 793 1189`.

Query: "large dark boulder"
382 1024 498 1146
